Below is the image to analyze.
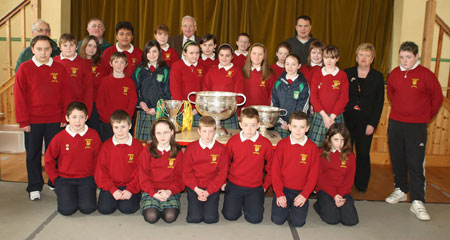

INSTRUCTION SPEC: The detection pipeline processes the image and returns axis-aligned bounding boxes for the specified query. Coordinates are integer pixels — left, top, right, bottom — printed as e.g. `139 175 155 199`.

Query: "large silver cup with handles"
247 105 288 138
162 100 184 133
188 91 246 137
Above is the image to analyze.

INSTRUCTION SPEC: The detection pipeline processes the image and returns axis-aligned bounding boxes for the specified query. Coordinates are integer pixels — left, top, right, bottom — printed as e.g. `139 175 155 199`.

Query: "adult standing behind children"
285 16 318 65
385 41 443 221
14 35 71 200
77 18 112 55
15 19 60 72
169 15 201 57
343 43 384 193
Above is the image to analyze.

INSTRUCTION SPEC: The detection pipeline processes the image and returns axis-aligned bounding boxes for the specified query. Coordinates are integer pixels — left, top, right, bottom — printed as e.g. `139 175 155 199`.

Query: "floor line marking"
288 220 301 240
25 210 58 240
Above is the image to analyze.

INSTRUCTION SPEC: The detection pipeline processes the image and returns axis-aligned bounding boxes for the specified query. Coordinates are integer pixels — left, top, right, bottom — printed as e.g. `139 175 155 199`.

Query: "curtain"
71 0 393 76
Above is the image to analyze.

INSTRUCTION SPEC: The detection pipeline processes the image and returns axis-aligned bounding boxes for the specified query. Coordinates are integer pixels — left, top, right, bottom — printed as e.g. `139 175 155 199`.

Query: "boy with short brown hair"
222 108 273 224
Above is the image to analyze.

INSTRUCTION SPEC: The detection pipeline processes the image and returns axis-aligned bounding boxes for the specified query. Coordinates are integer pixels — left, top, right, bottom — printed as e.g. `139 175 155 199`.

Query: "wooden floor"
1 152 450 203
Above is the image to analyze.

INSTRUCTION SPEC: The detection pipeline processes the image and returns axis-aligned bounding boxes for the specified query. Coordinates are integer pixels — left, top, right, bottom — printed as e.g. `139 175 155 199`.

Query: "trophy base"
169 117 182 133
259 127 276 138
214 118 232 138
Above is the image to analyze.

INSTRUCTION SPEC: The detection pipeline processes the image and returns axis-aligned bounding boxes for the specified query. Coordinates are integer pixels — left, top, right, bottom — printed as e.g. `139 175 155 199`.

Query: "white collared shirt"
32 56 53 67
235 51 248 57
112 133 133 146
183 35 196 46
239 131 259 143
251 66 262 71
60 53 77 61
182 58 198 67
65 125 88 137
161 43 169 52
330 148 341 153
290 135 308 146
199 138 215 150
157 144 171 152
286 74 299 81
311 62 322 67
116 42 134 54
147 63 157 69
400 61 419 71
201 54 215 61
276 62 284 68
321 66 339 76
218 63 233 71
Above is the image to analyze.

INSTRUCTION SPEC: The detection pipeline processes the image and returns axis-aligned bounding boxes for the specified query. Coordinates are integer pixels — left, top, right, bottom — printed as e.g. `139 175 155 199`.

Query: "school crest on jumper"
411 78 419 88
50 73 59 83
132 58 137 66
91 66 97 73
210 154 219 164
128 154 134 163
71 67 78 77
332 80 340 90
197 69 203 77
65 144 69 151
165 53 171 60
227 71 233 77
300 154 308 164
85 139 92 149
253 144 262 154
122 86 129 95
168 158 175 168
340 160 347 168
260 77 266 87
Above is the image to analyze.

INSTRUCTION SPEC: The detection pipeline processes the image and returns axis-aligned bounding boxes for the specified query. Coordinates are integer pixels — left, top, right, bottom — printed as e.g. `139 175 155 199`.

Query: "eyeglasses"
155 131 172 136
34 28 50 33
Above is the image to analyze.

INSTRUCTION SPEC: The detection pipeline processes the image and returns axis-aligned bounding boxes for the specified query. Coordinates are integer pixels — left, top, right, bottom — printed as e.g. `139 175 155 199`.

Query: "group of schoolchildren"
19 17 424 227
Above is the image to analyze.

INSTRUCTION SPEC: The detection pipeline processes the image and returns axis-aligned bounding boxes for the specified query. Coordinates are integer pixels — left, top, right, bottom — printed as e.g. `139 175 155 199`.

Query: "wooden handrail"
436 15 450 36
0 0 30 26
0 75 15 94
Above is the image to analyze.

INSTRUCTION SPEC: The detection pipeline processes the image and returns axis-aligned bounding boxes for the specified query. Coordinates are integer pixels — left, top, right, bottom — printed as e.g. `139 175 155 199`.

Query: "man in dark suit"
169 15 201 57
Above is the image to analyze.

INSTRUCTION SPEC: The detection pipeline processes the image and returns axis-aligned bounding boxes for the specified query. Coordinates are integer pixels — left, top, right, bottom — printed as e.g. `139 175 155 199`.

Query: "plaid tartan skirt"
275 124 290 139
135 110 157 140
141 192 181 213
176 114 201 128
308 112 344 148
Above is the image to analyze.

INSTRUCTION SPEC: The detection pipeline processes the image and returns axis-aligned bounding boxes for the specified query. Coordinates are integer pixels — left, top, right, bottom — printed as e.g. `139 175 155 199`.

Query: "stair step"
0 124 25 153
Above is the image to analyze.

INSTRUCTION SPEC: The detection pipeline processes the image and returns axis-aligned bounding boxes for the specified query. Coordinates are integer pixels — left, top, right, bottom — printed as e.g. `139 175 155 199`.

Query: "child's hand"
192 109 198 115
310 105 314 115
194 187 207 201
334 195 346 207
276 196 287 208
60 122 67 128
21 126 31 132
365 125 375 135
121 190 132 200
153 192 165 202
281 121 289 130
221 183 227 191
329 114 337 122
159 190 172 201
112 190 123 200
294 194 307 207
139 102 150 112
148 108 156 116
323 116 333 129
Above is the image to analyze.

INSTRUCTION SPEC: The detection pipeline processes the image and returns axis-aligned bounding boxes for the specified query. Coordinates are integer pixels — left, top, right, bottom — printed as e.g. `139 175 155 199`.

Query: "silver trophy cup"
247 105 288 138
188 91 246 137
163 100 184 132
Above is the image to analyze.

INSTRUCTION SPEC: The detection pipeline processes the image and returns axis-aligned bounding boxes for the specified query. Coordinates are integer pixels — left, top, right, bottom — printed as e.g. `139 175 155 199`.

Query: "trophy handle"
236 93 246 106
279 108 288 116
187 92 197 104
156 100 169 115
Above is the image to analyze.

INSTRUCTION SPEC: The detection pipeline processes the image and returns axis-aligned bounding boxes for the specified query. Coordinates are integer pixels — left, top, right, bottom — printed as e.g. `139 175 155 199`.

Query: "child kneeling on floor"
139 117 184 223
314 123 359 226
271 111 320 227
45 102 101 215
95 110 144 214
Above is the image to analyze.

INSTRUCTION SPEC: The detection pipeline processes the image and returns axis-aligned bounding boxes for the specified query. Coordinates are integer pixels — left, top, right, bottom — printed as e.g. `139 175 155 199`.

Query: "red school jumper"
310 68 349 115
387 65 443 123
226 132 273 189
95 136 144 194
14 58 71 128
271 63 285 80
315 151 356 198
161 46 179 68
87 58 108 103
44 126 101 182
101 44 143 77
139 148 185 196
272 136 320 199
202 64 244 94
170 59 205 101
199 55 219 73
96 75 137 123
300 64 321 86
243 69 276 107
54 54 93 116
183 140 229 194
233 52 247 70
